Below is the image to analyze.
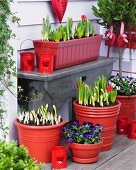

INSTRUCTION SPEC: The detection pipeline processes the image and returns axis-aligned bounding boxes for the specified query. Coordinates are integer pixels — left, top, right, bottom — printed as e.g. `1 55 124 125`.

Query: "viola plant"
17 104 62 126
109 75 136 96
63 121 103 144
42 15 96 42
77 75 117 107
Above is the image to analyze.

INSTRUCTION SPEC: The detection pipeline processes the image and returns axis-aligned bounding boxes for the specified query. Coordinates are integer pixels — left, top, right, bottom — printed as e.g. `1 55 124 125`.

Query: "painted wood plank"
96 142 136 170
17 1 98 26
17 0 95 2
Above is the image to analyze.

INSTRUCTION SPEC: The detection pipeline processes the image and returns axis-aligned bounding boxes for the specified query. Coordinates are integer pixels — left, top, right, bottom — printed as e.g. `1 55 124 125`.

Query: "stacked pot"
73 100 121 151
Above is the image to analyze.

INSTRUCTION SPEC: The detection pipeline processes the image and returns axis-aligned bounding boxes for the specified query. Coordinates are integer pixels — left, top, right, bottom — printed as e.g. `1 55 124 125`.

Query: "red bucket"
20 39 34 72
38 54 54 74
52 146 67 169
20 52 34 72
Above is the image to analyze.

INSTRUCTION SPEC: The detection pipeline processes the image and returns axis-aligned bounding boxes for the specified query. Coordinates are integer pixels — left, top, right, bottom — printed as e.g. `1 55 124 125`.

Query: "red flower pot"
15 118 65 163
68 141 103 163
117 95 136 120
73 100 121 151
33 35 102 70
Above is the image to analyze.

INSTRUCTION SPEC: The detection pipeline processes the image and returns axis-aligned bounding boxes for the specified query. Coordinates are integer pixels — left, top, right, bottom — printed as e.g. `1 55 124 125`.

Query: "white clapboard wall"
16 0 136 77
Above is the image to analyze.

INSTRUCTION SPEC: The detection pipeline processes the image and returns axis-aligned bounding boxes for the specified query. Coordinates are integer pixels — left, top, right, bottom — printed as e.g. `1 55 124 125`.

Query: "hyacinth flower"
77 75 117 107
17 104 62 126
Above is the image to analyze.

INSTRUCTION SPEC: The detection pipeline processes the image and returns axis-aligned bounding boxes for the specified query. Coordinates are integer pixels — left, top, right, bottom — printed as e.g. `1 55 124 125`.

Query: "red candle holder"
20 52 34 72
116 117 128 135
38 54 54 74
52 146 67 169
127 120 136 139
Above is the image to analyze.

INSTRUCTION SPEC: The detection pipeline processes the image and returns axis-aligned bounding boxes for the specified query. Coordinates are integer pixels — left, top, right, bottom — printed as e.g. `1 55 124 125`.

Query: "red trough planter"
33 35 102 70
73 100 121 151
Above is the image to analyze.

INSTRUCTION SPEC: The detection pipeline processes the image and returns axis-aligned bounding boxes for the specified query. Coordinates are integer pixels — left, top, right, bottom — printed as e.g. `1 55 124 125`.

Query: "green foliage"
66 17 73 40
77 75 117 107
41 15 51 40
92 0 136 29
42 16 95 41
63 121 103 144
0 141 43 170
0 0 20 139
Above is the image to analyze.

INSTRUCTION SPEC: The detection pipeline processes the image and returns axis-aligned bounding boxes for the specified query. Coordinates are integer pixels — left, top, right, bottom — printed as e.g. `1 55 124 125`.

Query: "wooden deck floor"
44 135 136 170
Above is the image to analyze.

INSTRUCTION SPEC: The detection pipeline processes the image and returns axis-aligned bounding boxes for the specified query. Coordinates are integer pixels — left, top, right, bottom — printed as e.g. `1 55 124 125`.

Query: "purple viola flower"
67 137 74 143
62 127 66 133
83 133 92 139
73 120 78 126
83 122 92 126
71 129 76 135
89 126 96 131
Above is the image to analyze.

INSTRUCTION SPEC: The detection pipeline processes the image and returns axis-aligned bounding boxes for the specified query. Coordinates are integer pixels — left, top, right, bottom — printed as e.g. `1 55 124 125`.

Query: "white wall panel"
18 1 97 26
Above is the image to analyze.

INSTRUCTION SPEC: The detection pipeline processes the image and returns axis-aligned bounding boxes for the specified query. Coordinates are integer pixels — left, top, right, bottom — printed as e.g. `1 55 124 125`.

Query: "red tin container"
20 52 34 72
52 146 67 169
127 120 136 139
116 117 128 135
38 54 54 74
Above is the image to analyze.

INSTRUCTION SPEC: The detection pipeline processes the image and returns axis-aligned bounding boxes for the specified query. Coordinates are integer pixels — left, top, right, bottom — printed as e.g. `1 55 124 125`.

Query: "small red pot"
127 120 136 139
20 52 34 72
68 141 103 163
116 117 128 135
117 95 136 120
52 146 67 169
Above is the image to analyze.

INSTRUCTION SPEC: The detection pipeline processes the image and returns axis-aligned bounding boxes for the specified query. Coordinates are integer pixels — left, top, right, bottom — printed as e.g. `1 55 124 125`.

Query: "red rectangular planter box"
33 35 102 70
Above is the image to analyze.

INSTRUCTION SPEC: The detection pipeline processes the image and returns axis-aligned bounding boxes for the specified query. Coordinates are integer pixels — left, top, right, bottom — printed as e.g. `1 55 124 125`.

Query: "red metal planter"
15 118 66 163
73 100 121 151
33 35 102 70
117 95 136 120
68 141 103 163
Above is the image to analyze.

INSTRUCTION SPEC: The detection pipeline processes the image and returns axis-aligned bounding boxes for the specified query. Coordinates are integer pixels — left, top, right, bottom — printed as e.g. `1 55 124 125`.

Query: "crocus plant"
63 121 103 144
17 104 62 126
77 75 117 107
41 15 96 41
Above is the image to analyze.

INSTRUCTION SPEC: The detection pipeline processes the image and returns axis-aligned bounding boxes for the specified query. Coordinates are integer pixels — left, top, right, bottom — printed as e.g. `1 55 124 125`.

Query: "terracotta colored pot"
15 118 65 163
33 35 102 70
73 100 121 151
68 141 103 163
117 95 136 120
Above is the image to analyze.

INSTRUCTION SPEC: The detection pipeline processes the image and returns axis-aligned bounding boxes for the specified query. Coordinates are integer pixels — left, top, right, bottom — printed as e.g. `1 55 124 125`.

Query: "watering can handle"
20 39 33 51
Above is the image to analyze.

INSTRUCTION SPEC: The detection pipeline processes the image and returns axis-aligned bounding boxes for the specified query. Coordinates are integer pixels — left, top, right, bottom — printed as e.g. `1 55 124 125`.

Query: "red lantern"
116 117 128 135
38 54 54 74
52 146 67 169
127 120 136 139
52 0 68 23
